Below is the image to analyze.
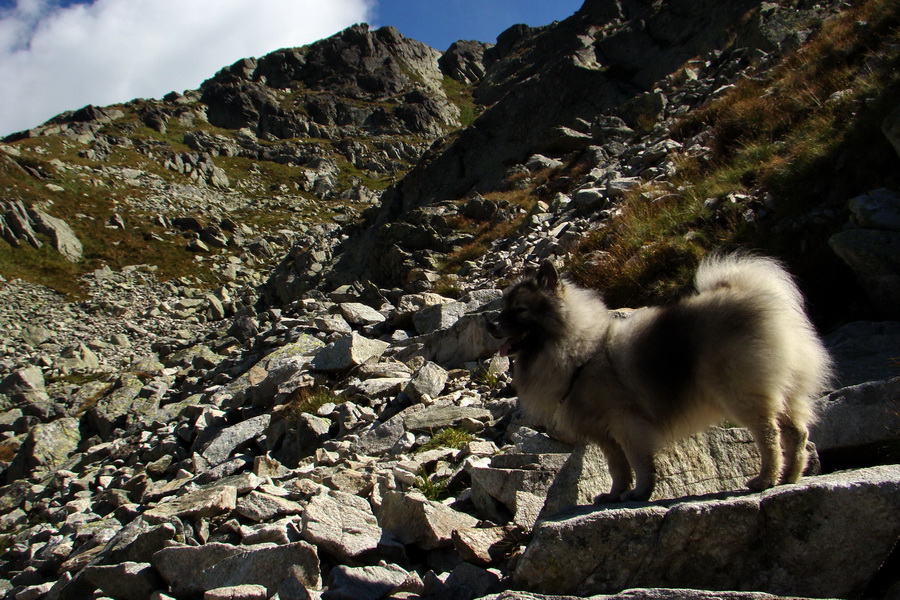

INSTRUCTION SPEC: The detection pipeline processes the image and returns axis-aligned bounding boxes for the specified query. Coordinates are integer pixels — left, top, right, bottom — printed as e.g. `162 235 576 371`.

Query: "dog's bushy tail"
695 252 805 313
696 252 834 416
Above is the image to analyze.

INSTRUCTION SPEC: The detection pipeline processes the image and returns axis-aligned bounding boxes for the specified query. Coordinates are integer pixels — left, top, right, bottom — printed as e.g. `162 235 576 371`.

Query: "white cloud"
0 0 375 136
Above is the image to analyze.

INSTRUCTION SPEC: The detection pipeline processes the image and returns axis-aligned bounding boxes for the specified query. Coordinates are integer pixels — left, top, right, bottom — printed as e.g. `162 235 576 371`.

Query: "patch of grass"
415 468 450 501
442 76 479 127
281 386 340 420
568 183 715 307
472 365 504 389
417 427 474 452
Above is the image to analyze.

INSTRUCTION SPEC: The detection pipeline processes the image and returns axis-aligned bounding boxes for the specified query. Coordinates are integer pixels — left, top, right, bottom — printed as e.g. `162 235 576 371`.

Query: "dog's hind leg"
778 411 811 484
594 435 633 503
744 415 783 491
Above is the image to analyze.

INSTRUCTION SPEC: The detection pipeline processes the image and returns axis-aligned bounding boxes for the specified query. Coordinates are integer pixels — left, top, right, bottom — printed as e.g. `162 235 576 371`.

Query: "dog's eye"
514 306 528 314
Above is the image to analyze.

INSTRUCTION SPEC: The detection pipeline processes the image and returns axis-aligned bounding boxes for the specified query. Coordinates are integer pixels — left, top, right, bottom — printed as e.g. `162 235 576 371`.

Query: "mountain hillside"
1 0 900 599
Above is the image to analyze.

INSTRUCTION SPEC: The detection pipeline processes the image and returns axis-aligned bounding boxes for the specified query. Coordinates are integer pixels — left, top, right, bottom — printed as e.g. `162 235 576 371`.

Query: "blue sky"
0 0 583 136
372 1 582 52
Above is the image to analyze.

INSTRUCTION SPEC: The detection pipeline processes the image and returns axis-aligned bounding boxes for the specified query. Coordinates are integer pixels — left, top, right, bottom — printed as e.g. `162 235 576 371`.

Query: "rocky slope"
2 0 900 599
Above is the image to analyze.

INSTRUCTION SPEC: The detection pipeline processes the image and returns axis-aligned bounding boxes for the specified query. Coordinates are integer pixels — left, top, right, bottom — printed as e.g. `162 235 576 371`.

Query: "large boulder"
0 366 49 406
830 189 900 319
311 332 389 371
514 465 900 598
153 540 320 596
378 491 479 550
541 427 772 517
5 416 81 481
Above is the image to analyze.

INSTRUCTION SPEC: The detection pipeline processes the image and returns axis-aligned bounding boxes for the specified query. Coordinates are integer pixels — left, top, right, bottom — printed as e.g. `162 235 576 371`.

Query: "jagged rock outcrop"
0 199 82 262
322 0 839 289
200 24 460 139
830 187 900 319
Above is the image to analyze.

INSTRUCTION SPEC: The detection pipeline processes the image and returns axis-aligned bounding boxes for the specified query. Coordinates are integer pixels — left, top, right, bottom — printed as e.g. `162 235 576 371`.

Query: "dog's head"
487 259 563 357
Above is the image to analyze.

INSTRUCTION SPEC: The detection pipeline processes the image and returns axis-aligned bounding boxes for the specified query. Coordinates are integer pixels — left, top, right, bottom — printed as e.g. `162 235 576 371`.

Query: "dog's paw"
594 492 623 504
746 475 777 491
620 488 652 502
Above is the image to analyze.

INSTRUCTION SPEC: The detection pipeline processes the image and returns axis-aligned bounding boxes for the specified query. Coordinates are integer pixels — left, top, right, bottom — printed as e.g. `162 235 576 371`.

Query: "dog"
487 253 833 502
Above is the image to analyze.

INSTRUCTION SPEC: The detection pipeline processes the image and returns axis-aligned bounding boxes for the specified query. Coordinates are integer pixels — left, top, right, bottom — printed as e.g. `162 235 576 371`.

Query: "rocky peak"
200 23 459 138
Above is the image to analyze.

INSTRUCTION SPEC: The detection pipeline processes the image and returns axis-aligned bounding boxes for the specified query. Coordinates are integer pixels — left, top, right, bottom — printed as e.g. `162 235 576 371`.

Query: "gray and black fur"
488 254 833 502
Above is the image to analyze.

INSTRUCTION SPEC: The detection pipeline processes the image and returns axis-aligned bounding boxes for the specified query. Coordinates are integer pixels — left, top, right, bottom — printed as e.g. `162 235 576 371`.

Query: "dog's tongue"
498 341 512 357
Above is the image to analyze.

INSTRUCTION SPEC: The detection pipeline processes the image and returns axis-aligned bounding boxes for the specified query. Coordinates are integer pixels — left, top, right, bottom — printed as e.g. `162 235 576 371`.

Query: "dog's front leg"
594 436 633 503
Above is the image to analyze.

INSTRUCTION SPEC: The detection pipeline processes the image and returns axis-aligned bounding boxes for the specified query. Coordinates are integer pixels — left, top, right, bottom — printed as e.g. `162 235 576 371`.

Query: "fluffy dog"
487 253 833 502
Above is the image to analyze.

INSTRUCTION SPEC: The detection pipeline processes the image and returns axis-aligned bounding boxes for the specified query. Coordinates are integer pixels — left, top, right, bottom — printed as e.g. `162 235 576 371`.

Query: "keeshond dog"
487 253 833 502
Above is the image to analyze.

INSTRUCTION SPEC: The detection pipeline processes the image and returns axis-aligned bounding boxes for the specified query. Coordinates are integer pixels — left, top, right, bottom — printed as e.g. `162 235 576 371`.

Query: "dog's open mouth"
498 334 527 357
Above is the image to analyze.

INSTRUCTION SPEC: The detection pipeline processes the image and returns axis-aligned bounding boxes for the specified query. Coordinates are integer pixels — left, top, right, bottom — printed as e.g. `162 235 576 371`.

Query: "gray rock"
85 375 151 439
154 541 320 596
427 561 501 600
0 366 49 405
339 302 387 326
413 301 467 334
31 209 83 262
201 414 271 466
572 187 608 211
323 563 410 600
145 484 237 520
205 585 269 600
152 543 245 595
825 320 900 387
525 154 564 172
425 314 502 368
439 40 490 85
82 561 164 600
883 104 900 160
274 412 331 467
405 361 449 402
345 377 408 401
378 490 479 550
19 323 54 346
848 188 900 231
469 454 565 524
352 408 413 456
829 228 900 319
311 332 389 371
301 490 384 562
236 490 304 522
6 416 80 480
811 377 900 454
59 342 101 371
452 526 516 566
314 314 353 334
514 465 900 599
404 405 492 432
481 591 816 600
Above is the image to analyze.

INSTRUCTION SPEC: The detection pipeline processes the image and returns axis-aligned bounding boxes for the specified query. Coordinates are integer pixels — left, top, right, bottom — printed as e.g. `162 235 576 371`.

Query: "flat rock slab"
514 465 900 599
542 427 766 517
479 590 833 600
153 540 320 596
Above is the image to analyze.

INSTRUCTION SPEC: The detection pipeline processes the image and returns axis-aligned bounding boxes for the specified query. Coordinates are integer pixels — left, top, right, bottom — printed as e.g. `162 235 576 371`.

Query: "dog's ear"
522 265 537 281
536 259 559 290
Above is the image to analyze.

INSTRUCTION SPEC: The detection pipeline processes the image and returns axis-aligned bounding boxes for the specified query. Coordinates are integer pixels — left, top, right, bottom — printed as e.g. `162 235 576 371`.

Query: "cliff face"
279 0 828 295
